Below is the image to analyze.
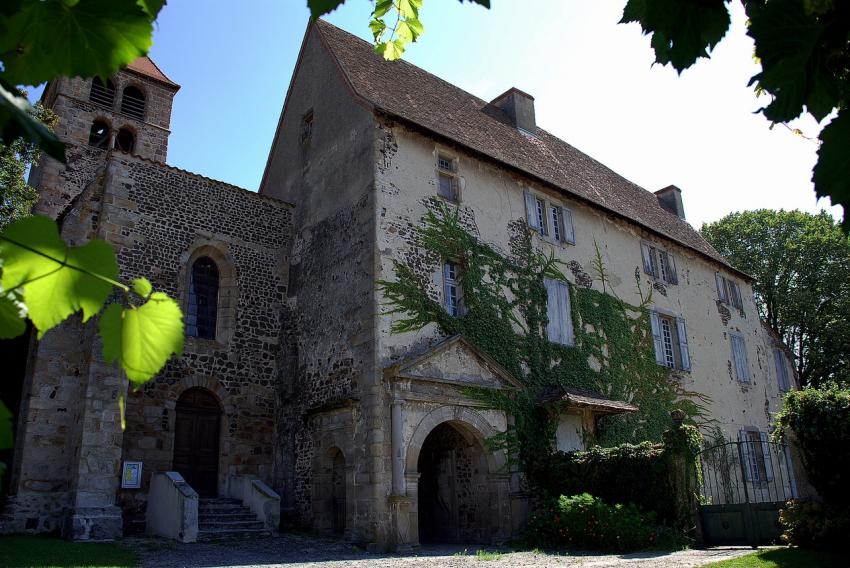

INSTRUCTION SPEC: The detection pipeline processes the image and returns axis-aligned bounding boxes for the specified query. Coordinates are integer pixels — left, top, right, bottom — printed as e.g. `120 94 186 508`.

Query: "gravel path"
127 533 756 568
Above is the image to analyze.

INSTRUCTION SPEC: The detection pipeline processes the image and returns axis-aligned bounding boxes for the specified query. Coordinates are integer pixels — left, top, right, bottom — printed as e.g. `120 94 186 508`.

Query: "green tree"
0 90 57 231
701 210 850 388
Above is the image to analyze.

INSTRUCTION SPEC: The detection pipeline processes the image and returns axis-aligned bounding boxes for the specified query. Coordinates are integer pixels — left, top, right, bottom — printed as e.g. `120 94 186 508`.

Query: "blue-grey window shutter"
759 432 774 481
561 207 575 245
650 310 665 365
676 317 690 371
524 190 539 230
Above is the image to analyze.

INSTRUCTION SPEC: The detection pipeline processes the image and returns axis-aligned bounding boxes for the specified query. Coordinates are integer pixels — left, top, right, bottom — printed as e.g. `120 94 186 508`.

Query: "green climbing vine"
379 203 707 479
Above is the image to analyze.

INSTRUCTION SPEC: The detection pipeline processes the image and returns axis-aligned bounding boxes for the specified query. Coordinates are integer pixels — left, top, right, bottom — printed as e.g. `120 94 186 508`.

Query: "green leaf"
0 79 66 163
0 295 26 339
306 0 346 20
0 400 12 449
0 0 155 87
746 0 827 123
812 109 850 230
373 0 393 18
369 17 387 41
136 0 166 18
401 17 424 41
0 215 118 337
130 277 152 298
398 0 422 19
377 39 406 61
620 0 731 72
99 292 184 384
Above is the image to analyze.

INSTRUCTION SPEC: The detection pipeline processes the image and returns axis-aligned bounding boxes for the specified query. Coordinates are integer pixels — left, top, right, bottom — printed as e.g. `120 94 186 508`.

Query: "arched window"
187 256 219 339
120 86 145 120
114 128 135 153
88 120 110 149
89 77 115 108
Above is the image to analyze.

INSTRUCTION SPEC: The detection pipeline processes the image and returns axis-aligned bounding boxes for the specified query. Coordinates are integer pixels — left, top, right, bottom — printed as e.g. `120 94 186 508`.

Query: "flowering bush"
523 493 671 552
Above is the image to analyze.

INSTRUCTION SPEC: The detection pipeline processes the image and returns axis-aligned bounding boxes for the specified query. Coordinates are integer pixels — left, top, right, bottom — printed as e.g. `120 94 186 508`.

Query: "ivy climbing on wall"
379 203 708 477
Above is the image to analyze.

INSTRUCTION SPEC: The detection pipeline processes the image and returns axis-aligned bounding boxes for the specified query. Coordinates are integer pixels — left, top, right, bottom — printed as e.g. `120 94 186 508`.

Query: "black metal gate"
696 438 798 546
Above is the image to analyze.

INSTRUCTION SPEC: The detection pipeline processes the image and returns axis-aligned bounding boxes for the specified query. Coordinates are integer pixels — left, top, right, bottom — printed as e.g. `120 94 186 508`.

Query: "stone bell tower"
28 55 180 219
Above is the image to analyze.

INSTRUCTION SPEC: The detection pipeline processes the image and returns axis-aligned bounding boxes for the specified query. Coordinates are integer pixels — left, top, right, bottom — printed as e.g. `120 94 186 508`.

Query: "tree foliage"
621 0 850 229
0 89 58 232
774 385 850 509
701 210 850 388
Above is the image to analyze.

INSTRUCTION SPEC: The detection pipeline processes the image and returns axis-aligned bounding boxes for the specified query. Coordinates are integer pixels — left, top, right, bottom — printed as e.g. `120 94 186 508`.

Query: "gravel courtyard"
127 533 755 568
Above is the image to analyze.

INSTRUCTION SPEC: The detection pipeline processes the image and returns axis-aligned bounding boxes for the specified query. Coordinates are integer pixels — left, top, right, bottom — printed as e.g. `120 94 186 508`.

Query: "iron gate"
696 438 798 546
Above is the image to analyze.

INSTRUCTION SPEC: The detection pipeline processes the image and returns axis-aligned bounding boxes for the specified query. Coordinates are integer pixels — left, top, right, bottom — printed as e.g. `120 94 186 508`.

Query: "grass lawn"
0 536 137 568
706 546 847 567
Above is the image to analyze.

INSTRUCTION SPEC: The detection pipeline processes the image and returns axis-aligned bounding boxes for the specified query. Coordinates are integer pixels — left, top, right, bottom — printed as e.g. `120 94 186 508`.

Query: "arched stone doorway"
417 422 490 544
173 388 221 496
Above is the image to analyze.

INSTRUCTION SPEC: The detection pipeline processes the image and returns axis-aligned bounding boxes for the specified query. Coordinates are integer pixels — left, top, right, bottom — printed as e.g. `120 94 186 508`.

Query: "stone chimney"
655 185 686 220
491 88 536 133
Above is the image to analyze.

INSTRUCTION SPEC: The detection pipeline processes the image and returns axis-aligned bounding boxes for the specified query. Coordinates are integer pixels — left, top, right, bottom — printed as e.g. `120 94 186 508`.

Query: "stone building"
2 57 292 540
1 20 797 550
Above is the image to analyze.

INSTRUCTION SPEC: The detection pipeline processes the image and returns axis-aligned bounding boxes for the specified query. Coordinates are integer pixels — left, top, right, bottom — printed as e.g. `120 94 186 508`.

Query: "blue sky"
42 0 842 228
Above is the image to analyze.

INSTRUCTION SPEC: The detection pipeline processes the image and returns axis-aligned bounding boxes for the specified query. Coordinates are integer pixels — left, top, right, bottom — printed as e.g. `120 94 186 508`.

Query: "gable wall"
259 27 387 542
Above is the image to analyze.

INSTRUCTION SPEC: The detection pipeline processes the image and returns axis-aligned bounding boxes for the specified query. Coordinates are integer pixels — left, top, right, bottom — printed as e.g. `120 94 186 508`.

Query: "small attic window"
89 77 115 108
121 86 146 120
114 128 135 153
300 109 314 144
88 120 110 149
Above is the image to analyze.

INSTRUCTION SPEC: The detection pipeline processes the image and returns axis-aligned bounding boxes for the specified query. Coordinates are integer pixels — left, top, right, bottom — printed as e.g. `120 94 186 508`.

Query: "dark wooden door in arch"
173 387 221 496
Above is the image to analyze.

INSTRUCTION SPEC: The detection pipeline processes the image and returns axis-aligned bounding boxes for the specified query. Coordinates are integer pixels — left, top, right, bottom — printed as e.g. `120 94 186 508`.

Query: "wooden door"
173 388 221 496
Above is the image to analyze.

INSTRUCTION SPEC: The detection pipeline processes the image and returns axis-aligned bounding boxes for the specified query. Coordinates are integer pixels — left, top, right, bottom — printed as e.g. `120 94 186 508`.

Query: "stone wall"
259 27 381 543
2 152 292 538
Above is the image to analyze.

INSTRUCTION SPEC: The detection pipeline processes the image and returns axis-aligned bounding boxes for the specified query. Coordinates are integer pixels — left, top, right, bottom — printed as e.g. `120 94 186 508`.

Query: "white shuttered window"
649 310 690 371
544 278 574 346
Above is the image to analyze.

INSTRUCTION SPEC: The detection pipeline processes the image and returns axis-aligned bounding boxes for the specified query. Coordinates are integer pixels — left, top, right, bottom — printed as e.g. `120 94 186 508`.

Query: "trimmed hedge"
775 386 850 548
530 442 677 524
774 385 850 508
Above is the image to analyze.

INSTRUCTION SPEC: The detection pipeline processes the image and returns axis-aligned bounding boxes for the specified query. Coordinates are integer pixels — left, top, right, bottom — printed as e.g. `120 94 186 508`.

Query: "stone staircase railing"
231 476 281 530
146 472 199 543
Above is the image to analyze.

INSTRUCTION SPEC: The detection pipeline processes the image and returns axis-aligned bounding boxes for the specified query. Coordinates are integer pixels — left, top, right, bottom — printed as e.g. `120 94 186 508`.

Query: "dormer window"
436 153 459 201
89 77 115 108
120 86 145 120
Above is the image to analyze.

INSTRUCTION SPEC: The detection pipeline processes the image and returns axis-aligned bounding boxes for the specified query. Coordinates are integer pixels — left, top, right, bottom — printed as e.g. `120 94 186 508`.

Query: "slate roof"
313 20 742 277
126 55 180 90
535 385 638 415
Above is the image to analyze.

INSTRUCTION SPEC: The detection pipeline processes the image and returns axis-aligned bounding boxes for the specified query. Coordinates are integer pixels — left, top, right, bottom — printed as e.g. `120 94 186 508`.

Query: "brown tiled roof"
313 20 741 276
536 386 638 415
126 56 180 90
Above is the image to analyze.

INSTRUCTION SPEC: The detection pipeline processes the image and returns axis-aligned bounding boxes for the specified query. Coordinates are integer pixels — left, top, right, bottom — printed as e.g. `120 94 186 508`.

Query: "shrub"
779 499 850 549
774 385 850 507
523 493 674 552
530 442 677 524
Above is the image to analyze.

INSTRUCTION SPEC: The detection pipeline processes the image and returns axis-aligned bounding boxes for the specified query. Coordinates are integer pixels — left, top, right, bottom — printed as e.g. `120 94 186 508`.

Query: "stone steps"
197 497 270 540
